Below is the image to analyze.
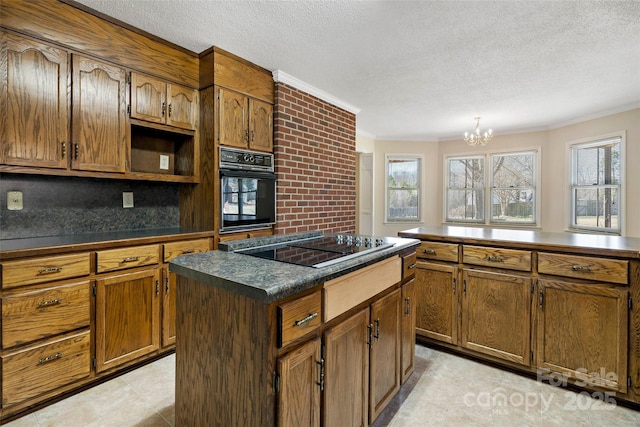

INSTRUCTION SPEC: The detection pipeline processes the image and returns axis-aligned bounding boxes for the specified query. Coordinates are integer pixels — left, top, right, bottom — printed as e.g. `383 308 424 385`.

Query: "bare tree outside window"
491 152 536 223
386 156 421 222
446 157 485 222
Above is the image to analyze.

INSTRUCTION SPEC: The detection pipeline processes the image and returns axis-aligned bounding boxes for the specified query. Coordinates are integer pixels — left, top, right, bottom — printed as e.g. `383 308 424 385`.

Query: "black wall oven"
219 147 276 233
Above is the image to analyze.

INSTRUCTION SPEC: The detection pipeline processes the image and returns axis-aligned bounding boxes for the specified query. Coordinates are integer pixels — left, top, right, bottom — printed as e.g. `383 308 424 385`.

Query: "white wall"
362 108 640 238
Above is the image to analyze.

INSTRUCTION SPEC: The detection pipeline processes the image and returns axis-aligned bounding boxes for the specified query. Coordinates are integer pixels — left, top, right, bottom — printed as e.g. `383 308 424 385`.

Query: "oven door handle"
219 170 277 180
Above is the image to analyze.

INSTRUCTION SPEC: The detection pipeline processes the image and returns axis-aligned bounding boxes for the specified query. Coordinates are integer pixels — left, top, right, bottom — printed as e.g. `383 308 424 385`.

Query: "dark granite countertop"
0 227 214 259
169 232 420 303
398 226 640 259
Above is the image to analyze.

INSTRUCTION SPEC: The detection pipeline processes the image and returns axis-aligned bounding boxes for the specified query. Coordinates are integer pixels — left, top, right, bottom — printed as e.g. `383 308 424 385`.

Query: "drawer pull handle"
294 312 318 327
37 298 62 308
39 352 63 364
571 265 592 272
181 248 196 254
486 255 504 262
407 263 417 269
423 249 436 255
38 266 63 274
122 256 140 263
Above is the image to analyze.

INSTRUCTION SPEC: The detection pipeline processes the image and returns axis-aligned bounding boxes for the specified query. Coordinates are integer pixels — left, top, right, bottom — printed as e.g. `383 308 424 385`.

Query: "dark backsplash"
0 174 180 240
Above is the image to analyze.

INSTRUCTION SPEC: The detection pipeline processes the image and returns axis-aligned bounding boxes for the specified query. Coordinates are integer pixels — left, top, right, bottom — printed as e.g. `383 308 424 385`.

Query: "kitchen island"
169 231 419 426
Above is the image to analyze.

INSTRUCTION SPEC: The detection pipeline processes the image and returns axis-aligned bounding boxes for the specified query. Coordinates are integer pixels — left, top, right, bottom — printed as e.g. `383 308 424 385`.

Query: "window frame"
444 148 540 227
384 154 423 223
567 132 625 235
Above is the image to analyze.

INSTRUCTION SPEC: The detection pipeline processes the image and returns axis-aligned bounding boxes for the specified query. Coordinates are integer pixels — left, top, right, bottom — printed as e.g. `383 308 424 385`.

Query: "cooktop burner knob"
364 237 373 247
375 238 385 246
336 234 344 244
346 235 353 245
355 236 362 246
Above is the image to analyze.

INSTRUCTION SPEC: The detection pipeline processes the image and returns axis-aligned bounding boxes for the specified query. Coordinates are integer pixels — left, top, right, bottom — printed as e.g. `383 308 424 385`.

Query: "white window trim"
565 131 626 235
443 147 541 228
384 153 424 224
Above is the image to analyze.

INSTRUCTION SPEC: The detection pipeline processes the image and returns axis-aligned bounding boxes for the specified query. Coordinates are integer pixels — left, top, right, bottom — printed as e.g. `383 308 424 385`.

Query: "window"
386 155 421 222
445 150 538 225
570 135 623 234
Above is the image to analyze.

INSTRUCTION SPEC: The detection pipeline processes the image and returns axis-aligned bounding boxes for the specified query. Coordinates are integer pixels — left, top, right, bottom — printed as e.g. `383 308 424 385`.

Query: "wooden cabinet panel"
400 279 416 383
167 83 198 130
463 245 532 272
278 291 322 348
130 72 166 125
277 338 321 427
162 267 176 347
461 269 532 365
323 308 369 427
218 87 248 149
249 98 273 152
538 252 628 285
369 288 401 423
2 280 90 348
1 330 90 407
536 279 628 392
1 31 69 169
1 253 91 289
95 268 160 372
163 238 211 262
416 241 458 262
323 255 401 321
414 261 458 345
71 54 127 173
96 244 160 273
401 251 417 280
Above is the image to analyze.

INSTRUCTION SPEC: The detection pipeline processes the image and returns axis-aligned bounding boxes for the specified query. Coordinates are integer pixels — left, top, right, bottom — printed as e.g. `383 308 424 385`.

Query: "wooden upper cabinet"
72 55 127 173
218 86 273 152
249 98 273 152
0 31 69 169
130 72 198 130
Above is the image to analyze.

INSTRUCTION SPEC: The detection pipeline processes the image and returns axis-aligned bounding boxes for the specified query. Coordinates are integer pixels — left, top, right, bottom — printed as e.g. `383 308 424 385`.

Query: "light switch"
7 191 23 210
123 192 134 208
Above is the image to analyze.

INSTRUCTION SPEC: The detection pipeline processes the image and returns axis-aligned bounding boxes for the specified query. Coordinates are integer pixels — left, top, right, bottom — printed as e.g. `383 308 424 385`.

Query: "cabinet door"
167 83 198 130
461 269 531 366
323 307 369 427
1 31 69 169
277 338 321 427
130 72 166 124
369 288 401 423
161 266 176 347
218 87 248 148
536 279 628 392
95 268 160 372
415 262 458 344
249 98 273 152
72 55 127 173
400 279 416 383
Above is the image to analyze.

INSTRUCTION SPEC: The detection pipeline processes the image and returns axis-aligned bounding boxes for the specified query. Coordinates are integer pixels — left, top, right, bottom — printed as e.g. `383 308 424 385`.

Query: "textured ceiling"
74 0 640 141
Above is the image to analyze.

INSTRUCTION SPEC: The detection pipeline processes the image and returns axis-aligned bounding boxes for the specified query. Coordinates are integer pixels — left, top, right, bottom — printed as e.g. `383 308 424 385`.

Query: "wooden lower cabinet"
536 279 628 392
161 267 177 347
94 268 161 373
461 269 532 366
414 262 458 345
400 279 416 383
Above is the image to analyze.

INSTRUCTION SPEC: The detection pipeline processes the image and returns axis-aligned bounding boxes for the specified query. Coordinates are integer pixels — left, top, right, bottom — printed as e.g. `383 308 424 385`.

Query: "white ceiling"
74 0 640 141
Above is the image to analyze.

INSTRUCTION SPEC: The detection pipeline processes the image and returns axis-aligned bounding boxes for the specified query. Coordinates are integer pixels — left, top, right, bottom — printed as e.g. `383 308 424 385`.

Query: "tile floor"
4 344 640 426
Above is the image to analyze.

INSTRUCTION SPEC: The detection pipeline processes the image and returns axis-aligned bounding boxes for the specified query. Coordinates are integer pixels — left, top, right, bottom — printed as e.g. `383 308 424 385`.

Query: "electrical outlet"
159 154 170 170
7 191 23 210
122 192 134 208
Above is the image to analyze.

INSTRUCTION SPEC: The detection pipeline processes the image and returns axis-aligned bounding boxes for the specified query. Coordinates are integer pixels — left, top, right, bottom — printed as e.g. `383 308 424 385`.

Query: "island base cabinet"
277 338 321 427
323 308 369 427
536 279 628 393
414 262 458 345
461 269 532 366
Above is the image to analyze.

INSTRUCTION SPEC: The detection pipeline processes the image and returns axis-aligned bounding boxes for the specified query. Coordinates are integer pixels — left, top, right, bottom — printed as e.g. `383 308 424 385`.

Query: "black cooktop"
239 234 395 268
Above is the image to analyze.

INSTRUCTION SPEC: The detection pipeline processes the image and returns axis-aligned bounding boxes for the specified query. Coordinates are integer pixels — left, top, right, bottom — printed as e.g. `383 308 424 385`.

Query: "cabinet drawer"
1 253 91 289
2 280 91 349
96 244 160 273
163 238 211 263
538 253 628 285
2 330 90 407
402 252 417 280
324 256 401 321
463 245 532 272
416 242 458 262
278 291 322 348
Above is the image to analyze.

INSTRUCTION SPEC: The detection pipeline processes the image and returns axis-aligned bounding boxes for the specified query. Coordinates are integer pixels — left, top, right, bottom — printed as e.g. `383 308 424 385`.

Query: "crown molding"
273 70 361 115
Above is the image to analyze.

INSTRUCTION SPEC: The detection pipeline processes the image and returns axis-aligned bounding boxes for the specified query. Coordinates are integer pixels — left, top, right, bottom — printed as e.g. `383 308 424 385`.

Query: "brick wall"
274 83 356 234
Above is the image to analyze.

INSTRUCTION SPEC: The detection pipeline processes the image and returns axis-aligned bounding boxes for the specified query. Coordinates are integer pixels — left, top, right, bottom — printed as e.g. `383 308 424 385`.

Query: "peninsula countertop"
169 231 420 303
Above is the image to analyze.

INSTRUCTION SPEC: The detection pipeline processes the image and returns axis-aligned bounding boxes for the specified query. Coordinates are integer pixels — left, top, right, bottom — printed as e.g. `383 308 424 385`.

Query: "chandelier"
464 117 493 146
